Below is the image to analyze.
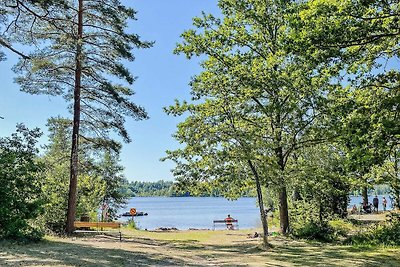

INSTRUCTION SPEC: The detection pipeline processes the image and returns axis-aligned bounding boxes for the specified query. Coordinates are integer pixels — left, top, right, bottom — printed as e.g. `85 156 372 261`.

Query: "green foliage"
76 175 106 218
292 0 399 203
290 199 354 242
290 145 350 219
292 221 336 242
128 180 175 197
126 180 255 197
329 219 354 238
0 124 44 240
95 152 131 219
345 213 400 246
126 219 136 230
168 0 338 235
12 0 151 145
39 118 129 233
292 218 353 243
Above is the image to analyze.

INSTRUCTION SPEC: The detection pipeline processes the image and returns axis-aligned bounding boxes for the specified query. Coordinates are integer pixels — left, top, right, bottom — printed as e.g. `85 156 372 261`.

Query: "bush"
292 219 355 242
292 221 336 242
345 213 400 246
126 219 136 229
329 219 354 237
290 198 354 242
0 125 45 240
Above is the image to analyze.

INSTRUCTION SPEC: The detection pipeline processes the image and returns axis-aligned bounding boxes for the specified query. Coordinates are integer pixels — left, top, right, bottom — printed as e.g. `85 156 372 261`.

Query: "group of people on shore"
351 196 388 214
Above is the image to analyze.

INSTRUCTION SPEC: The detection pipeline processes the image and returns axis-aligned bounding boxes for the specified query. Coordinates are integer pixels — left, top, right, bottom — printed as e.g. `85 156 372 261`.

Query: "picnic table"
74 221 122 241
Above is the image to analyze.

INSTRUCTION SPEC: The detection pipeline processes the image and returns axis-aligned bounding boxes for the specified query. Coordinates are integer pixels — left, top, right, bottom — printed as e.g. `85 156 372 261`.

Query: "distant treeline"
351 185 391 197
124 180 256 197
124 180 178 197
127 180 392 198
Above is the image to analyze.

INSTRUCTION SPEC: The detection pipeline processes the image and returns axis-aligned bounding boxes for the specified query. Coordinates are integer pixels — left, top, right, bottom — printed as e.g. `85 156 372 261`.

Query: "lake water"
348 195 392 211
120 197 261 230
119 195 393 230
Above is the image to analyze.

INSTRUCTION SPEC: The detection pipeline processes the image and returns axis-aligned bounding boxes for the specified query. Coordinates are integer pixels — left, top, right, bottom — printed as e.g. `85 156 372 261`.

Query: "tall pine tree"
14 0 152 234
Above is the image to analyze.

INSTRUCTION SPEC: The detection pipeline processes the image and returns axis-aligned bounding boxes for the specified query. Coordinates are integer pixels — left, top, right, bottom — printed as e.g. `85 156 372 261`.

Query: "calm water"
349 195 392 211
119 197 261 230
119 195 393 230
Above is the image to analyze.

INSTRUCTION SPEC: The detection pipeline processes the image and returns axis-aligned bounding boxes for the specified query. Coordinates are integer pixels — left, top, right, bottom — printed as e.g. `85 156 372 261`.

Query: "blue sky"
0 1 220 182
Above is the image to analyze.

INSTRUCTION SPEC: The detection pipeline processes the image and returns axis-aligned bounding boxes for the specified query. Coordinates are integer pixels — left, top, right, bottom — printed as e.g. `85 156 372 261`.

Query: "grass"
0 229 399 266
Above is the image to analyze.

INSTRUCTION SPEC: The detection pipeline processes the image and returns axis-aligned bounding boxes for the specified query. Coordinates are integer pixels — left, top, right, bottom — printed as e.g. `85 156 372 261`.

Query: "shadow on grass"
2 235 399 267
163 237 400 267
265 241 400 267
0 238 204 267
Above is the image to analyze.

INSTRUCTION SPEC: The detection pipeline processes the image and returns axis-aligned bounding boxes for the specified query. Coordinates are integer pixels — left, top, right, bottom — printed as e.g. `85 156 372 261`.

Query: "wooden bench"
213 219 239 230
73 221 122 241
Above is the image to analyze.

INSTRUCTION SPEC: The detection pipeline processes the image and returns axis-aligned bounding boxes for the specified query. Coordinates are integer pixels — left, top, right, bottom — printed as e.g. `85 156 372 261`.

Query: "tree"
290 144 350 221
0 124 44 240
13 0 152 234
369 146 400 209
0 0 66 60
172 0 331 234
165 96 271 247
40 117 128 232
291 0 399 204
95 150 129 220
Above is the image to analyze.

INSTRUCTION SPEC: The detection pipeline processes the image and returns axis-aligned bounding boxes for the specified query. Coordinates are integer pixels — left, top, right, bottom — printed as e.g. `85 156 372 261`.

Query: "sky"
0 0 220 182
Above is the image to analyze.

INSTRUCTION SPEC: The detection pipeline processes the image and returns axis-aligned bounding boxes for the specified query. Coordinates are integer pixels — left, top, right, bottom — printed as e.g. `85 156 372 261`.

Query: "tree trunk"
362 186 368 206
276 146 289 234
278 186 289 234
394 189 400 210
66 0 84 234
393 149 400 210
248 160 270 249
319 202 323 223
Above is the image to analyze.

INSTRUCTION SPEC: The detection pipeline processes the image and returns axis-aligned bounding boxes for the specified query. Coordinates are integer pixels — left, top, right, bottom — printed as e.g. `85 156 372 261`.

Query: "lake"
120 195 392 230
120 197 261 230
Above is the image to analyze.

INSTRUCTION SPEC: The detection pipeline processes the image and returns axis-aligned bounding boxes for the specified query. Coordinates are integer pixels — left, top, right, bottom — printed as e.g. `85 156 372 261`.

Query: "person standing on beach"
373 196 379 213
382 197 387 212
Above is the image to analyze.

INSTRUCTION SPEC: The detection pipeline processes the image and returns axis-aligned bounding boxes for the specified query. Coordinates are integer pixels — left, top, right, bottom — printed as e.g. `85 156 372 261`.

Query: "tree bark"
66 0 83 234
247 160 270 249
393 149 400 209
275 145 289 234
362 186 368 206
278 186 289 234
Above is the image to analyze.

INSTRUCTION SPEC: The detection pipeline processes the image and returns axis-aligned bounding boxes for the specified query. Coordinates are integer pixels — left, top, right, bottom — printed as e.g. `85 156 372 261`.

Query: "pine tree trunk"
248 160 270 249
66 0 84 234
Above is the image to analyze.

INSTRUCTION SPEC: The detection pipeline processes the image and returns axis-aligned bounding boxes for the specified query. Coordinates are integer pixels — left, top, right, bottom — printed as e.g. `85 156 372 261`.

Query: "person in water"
225 214 234 230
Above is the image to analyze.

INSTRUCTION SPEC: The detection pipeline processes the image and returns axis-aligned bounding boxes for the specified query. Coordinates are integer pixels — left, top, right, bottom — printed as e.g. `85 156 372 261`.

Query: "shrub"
329 219 354 238
290 199 354 242
345 213 400 246
126 219 136 229
292 221 336 242
0 125 45 240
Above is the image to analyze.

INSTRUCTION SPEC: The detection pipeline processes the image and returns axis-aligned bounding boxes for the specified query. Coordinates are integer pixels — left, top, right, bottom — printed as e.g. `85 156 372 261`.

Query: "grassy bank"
0 230 399 266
